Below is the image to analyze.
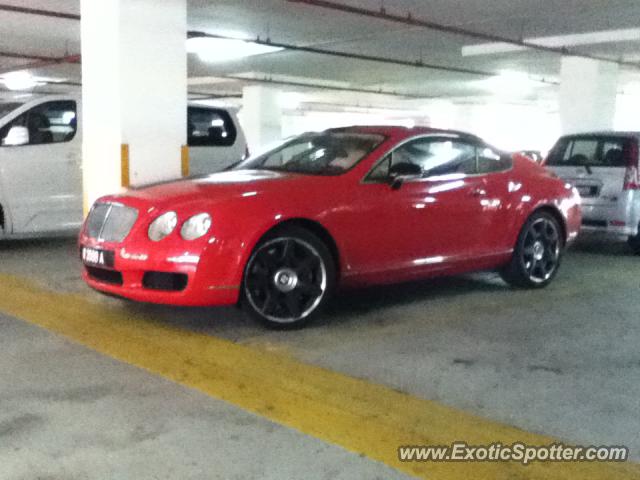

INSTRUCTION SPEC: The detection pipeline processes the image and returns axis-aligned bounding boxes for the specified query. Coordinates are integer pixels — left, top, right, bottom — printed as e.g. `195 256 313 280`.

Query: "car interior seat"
602 148 623 166
27 113 53 144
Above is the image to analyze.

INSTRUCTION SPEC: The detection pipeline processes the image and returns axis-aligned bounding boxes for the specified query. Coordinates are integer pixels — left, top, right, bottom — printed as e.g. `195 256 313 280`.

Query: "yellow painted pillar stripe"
0 273 637 480
181 145 190 178
121 143 130 188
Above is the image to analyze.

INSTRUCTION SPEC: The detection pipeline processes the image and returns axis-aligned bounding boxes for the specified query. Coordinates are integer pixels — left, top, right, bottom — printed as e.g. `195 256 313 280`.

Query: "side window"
188 107 237 147
393 138 477 177
477 145 512 174
0 100 77 147
367 155 391 181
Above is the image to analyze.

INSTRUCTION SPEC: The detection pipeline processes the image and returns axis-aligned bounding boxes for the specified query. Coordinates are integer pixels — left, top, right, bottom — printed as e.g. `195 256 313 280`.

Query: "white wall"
615 92 640 131
278 101 561 154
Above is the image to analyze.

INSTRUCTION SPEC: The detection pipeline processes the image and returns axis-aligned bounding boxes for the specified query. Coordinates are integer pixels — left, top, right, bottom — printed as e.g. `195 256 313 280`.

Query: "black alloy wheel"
501 212 563 288
242 227 335 328
628 223 640 254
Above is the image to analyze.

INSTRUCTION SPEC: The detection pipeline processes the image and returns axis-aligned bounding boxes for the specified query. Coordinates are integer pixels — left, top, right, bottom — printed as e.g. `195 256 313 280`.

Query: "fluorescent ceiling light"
187 37 283 62
0 71 41 91
0 72 69 91
462 28 640 56
473 71 543 95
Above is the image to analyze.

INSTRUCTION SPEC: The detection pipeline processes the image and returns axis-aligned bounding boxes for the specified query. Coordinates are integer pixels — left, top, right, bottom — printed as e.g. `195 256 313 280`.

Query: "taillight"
623 139 639 190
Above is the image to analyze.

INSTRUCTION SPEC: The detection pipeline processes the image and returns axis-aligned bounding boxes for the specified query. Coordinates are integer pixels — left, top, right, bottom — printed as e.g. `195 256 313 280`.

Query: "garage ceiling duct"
287 0 640 69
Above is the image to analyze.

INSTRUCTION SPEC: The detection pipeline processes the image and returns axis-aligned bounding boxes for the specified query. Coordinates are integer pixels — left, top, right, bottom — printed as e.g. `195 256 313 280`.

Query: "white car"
0 95 247 238
544 132 640 253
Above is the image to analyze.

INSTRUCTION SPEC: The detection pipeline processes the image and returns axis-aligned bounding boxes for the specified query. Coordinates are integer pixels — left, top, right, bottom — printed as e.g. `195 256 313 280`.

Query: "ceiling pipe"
0 51 65 62
0 52 81 64
188 91 243 100
0 4 79 20
4 1 636 69
287 0 640 69
222 74 437 99
187 31 521 81
0 52 81 75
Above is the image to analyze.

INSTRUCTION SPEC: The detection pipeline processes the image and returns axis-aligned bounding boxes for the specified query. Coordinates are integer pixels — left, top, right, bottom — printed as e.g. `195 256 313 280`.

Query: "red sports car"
80 126 581 328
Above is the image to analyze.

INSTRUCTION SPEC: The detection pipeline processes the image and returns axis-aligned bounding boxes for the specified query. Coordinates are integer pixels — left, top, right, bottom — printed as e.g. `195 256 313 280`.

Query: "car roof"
560 131 640 139
326 125 484 142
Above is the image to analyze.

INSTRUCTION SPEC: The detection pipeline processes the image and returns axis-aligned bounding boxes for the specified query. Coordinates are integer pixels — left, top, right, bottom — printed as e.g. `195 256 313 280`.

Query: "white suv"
545 132 640 253
0 95 247 238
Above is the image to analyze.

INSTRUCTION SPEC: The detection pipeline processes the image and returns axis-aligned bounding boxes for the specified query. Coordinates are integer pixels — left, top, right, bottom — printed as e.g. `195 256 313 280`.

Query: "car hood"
109 169 311 209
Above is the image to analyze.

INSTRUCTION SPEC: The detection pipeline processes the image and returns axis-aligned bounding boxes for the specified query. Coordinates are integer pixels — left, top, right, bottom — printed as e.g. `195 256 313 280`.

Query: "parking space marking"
0 272 638 480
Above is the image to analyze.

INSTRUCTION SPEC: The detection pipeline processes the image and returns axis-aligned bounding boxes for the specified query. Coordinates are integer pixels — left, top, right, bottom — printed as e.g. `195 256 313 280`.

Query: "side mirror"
2 126 29 146
388 162 422 190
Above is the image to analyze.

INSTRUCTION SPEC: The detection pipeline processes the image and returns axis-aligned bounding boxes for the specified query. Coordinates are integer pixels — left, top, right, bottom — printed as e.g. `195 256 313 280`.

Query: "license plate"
82 247 115 268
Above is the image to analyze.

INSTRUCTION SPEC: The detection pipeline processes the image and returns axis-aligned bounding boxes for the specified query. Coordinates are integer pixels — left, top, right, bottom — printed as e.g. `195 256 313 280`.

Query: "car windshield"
0 102 23 119
235 132 385 175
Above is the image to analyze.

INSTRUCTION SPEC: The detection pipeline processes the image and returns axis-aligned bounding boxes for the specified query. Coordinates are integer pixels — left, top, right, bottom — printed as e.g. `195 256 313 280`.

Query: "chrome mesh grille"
86 203 138 242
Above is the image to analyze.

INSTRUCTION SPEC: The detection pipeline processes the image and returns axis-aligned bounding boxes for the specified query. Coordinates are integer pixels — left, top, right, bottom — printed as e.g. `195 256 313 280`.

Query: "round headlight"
148 211 178 242
181 213 212 240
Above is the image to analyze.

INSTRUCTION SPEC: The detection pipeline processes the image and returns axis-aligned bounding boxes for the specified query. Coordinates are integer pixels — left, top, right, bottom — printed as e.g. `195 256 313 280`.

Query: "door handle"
469 187 487 197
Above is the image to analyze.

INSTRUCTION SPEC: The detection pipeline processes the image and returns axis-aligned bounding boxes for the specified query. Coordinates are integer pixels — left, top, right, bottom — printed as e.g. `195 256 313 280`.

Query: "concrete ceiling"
1 0 640 107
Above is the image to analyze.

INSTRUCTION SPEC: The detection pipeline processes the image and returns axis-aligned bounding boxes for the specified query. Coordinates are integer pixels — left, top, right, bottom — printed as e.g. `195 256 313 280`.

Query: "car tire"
500 211 563 289
241 226 336 329
628 225 640 254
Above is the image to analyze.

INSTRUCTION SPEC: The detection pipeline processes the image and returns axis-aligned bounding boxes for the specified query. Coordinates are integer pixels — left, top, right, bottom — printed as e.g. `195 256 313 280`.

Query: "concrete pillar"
559 57 619 134
240 86 282 151
80 0 187 208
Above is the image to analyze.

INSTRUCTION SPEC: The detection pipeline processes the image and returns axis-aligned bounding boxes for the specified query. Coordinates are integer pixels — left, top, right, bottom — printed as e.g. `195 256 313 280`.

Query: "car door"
0 99 82 234
472 143 515 256
349 136 491 279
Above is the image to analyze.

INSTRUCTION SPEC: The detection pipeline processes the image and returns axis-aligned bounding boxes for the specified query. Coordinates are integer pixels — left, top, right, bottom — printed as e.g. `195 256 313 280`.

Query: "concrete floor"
1 235 639 475
0 312 408 480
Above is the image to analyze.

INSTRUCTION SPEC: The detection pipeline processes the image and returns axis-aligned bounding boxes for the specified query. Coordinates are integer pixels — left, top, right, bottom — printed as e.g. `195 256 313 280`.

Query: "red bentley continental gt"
80 126 581 328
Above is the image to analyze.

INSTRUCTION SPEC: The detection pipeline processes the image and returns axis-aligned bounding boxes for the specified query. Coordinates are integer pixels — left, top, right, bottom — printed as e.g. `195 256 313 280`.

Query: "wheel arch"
529 205 568 246
250 218 341 277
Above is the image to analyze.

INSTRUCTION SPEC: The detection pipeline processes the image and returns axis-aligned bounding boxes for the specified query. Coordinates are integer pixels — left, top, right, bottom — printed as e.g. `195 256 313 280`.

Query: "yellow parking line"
0 272 637 480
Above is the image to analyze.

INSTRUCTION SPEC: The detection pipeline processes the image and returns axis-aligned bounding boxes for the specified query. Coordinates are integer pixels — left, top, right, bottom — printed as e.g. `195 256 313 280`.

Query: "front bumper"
79 241 241 307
